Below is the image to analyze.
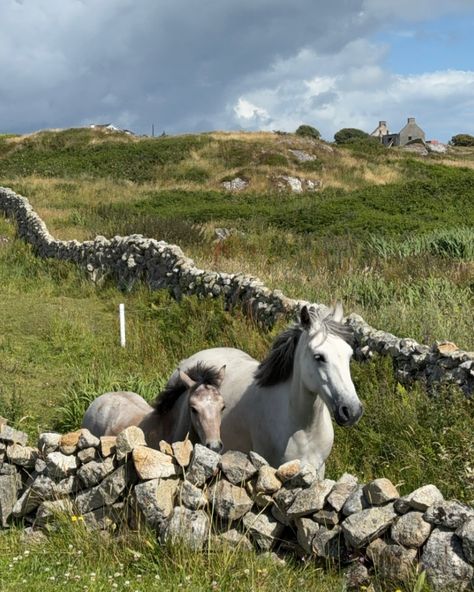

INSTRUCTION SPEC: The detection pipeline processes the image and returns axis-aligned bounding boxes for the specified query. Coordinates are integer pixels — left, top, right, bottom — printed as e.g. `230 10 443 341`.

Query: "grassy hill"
0 128 473 591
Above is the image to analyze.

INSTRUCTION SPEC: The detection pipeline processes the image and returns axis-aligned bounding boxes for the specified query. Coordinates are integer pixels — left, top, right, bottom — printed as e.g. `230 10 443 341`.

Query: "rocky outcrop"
0 186 473 395
1 419 473 590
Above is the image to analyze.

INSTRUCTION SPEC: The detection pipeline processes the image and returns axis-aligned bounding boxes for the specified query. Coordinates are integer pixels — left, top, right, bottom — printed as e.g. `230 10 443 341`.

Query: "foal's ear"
179 369 197 390
332 301 344 323
300 305 312 330
216 365 226 385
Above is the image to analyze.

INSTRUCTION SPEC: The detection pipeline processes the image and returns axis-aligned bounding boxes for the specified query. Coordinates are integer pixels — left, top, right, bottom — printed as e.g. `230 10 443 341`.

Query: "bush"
334 128 369 144
450 133 474 147
295 125 321 139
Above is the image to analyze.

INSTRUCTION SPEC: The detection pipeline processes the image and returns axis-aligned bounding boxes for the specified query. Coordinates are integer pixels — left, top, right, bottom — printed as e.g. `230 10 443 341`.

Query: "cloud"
0 0 473 139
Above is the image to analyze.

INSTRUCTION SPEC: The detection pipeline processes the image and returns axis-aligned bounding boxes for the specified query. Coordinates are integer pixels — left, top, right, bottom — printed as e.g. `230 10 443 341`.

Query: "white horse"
82 363 226 452
175 304 363 477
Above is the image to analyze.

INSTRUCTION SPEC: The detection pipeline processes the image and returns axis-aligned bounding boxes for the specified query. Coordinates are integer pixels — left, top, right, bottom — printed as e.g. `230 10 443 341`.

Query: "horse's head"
299 303 363 427
179 366 226 453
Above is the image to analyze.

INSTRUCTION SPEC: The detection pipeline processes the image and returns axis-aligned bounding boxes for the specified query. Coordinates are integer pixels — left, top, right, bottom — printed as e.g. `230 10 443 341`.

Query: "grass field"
1 128 473 591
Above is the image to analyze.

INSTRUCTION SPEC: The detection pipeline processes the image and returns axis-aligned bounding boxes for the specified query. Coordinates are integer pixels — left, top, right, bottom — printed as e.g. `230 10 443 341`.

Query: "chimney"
379 121 387 126
407 117 415 123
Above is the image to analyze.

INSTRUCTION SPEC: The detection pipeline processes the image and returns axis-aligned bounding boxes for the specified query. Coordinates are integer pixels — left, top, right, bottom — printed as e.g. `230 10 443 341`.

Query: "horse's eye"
314 354 326 363
191 407 198 414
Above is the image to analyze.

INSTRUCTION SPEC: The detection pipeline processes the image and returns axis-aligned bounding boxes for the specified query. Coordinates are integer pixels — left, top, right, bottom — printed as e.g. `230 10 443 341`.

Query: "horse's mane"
254 307 354 387
152 362 222 416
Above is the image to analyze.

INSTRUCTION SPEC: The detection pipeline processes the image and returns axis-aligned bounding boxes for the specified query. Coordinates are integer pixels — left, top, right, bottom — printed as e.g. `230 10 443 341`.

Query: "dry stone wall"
0 421 473 591
1 186 473 395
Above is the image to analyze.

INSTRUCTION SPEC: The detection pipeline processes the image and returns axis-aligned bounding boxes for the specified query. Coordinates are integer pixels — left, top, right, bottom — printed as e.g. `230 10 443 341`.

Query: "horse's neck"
139 394 193 449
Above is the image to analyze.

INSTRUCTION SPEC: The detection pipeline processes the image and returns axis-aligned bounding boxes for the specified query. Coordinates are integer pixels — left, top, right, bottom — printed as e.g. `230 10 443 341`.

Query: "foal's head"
179 365 226 453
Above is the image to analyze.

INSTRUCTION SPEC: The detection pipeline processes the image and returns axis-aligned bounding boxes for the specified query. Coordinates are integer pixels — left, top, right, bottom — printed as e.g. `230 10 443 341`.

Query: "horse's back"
82 391 152 437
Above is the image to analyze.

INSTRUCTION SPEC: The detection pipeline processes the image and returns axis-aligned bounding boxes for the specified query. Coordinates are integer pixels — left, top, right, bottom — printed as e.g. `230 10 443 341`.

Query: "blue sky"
0 0 473 142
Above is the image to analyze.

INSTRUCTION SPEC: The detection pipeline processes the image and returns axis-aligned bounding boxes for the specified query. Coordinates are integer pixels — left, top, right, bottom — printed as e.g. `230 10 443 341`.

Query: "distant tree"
334 128 369 144
295 124 321 139
450 134 474 147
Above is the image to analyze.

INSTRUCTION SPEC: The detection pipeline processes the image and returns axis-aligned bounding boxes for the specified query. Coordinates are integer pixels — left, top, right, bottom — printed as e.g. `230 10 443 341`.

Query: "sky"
1 0 474 142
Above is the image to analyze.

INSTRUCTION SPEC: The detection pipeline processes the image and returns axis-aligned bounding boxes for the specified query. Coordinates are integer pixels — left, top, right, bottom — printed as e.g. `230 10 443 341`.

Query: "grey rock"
134 478 179 531
0 425 28 446
179 480 208 510
75 465 129 514
34 458 47 474
221 177 248 191
422 527 473 591
45 451 78 480
424 501 474 529
286 479 335 518
82 504 123 530
363 478 399 505
6 444 38 468
313 509 339 527
327 473 358 512
38 432 61 456
214 528 253 550
342 503 397 548
77 447 97 464
35 498 74 525
0 464 17 476
289 149 316 162
77 429 100 450
242 510 284 550
77 457 115 488
219 451 257 485
312 525 343 560
186 444 220 487
255 465 282 494
295 516 320 554
403 484 444 512
456 517 474 564
342 485 369 516
115 426 147 460
275 460 301 483
210 480 253 521
249 451 268 469
345 562 370 590
0 473 19 526
285 463 317 488
369 540 418 582
165 507 210 550
391 511 432 548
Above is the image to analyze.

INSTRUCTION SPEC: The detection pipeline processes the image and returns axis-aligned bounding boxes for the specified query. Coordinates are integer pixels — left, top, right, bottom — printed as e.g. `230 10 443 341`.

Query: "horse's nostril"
339 405 350 421
207 441 224 453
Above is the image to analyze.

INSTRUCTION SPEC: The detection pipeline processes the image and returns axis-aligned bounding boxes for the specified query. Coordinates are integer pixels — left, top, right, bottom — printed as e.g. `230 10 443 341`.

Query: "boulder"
327 473 358 512
0 472 19 526
77 429 100 450
368 538 417 582
100 436 117 458
342 485 369 516
219 451 257 485
342 503 397 548
456 517 474 564
242 510 284 551
391 511 432 548
172 440 193 468
77 457 115 488
214 528 253 550
363 478 399 505
75 465 129 514
313 509 339 527
397 484 444 513
312 525 343 560
45 451 78 480
132 446 178 480
179 480 208 510
6 444 38 468
186 444 220 487
249 451 268 469
77 447 97 464
134 478 179 531
116 426 147 460
59 430 82 455
165 507 210 550
424 501 474 529
0 425 28 446
286 479 335 518
37 432 61 455
210 480 253 521
255 465 282 494
295 516 320 554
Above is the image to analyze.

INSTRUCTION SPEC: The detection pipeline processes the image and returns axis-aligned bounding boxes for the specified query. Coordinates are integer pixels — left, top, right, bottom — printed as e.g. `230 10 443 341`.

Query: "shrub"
295 124 321 139
334 128 369 144
450 133 474 147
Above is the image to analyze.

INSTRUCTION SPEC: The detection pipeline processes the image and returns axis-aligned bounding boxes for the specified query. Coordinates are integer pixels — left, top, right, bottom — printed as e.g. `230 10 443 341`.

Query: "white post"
119 303 126 347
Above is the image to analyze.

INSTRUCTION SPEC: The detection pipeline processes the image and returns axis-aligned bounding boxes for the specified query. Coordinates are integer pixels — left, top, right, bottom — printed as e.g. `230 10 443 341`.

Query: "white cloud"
234 98 269 122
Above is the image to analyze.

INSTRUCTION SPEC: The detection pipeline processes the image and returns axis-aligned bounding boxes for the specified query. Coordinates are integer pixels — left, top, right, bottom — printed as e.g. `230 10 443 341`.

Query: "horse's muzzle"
335 402 363 427
206 440 224 453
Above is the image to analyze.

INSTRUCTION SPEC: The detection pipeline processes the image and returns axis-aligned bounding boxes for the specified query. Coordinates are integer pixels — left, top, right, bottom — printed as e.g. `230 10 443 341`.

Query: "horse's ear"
179 369 196 390
300 305 312 330
216 365 226 385
332 301 344 323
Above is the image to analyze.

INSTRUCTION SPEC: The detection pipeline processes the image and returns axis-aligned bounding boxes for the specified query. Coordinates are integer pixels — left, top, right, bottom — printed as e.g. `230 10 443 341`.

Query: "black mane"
152 362 222 416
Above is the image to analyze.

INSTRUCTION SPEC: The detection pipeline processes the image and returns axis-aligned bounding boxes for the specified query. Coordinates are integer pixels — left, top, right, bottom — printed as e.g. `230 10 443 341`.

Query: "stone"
327 473 358 512
186 444 220 487
0 472 19 526
46 451 78 480
342 503 397 548
403 484 444 512
276 460 301 483
456 517 474 564
13 475 78 517
370 541 418 582
289 149 316 162
172 440 193 468
77 457 115 488
345 562 370 590
219 451 257 485
210 480 253 521
0 417 7 430
276 175 303 193
59 430 82 455
165 507 210 550
222 177 249 191
35 458 47 473
312 525 343 560
100 436 117 457
179 480 208 510
77 429 100 450
214 528 253 550
116 426 147 460
249 451 268 469
255 465 282 494
424 500 474 529
132 446 178 480
82 504 123 530
242 510 285 551
35 498 75 525
159 440 173 456
313 509 339 527
0 425 28 446
6 444 38 468
363 478 399 505
422 527 473 591
342 485 369 516
285 463 317 489
286 479 335 518
134 478 179 531
391 511 432 548
75 465 129 514
37 432 61 455
77 447 97 464
295 516 320 554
